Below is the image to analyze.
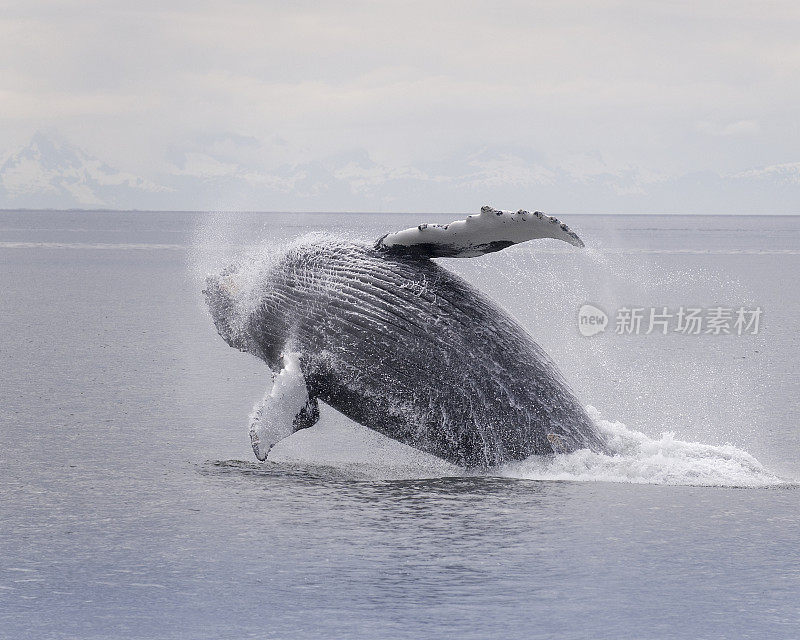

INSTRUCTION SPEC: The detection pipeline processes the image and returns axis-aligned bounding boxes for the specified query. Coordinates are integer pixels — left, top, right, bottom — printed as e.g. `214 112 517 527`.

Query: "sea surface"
1 210 798 639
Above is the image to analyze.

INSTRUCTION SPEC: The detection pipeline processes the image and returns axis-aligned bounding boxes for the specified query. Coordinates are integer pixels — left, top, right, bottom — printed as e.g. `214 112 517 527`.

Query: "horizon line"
1 208 799 217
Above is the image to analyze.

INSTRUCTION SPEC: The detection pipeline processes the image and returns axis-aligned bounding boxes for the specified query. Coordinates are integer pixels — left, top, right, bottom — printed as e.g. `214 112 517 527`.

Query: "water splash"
253 402 789 487
498 406 787 487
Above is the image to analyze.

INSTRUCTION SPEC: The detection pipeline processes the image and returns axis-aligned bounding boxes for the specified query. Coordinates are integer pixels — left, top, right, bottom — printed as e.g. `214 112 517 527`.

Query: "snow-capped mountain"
0 133 170 209
2 132 798 213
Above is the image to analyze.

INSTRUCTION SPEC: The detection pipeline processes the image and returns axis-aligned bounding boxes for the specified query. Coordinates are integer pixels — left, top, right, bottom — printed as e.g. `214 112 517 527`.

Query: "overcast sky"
2 0 799 211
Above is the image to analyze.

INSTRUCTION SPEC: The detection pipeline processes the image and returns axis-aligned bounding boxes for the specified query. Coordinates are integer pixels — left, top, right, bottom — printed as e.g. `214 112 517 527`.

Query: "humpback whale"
204 206 608 468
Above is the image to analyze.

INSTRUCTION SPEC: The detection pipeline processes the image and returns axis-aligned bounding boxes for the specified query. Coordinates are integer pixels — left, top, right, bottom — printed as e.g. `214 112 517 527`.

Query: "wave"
498 406 787 488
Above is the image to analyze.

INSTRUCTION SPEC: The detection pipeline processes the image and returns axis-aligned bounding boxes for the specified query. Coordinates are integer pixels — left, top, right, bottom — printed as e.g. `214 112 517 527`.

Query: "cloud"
1 1 799 210
696 120 761 137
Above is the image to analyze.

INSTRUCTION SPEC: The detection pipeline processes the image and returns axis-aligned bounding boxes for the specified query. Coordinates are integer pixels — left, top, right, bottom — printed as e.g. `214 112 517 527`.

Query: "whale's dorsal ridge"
374 205 585 259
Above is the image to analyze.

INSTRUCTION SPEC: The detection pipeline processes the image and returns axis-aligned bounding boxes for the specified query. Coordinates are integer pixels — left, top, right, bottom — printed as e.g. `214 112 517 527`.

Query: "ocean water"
0 211 798 639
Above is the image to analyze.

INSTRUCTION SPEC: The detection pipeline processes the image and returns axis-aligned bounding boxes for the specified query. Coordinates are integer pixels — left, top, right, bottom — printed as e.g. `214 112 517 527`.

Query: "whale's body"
206 208 607 467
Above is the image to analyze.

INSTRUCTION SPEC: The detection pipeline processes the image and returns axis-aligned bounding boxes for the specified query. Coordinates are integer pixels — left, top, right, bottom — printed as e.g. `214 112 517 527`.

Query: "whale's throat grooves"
241 240 605 468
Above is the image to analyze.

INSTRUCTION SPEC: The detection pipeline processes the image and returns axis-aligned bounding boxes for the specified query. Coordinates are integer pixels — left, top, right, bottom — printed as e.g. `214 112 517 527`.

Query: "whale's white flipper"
375 205 584 258
248 352 317 461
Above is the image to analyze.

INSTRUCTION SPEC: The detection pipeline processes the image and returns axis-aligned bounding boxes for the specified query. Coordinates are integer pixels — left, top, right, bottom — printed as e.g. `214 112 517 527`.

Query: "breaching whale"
204 206 608 468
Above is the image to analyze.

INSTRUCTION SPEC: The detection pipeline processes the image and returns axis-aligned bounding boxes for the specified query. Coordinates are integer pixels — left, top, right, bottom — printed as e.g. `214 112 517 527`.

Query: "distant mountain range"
0 133 172 210
1 132 798 213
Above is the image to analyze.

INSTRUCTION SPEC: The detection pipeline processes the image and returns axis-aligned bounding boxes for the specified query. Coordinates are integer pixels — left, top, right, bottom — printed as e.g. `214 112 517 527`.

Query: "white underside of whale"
377 205 584 257
248 351 309 461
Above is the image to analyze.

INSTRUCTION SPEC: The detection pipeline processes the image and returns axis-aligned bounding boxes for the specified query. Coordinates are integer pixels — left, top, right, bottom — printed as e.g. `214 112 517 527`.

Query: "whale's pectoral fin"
375 205 584 258
248 351 318 461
